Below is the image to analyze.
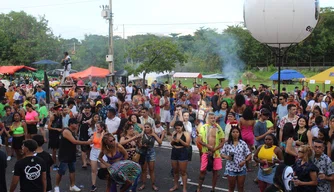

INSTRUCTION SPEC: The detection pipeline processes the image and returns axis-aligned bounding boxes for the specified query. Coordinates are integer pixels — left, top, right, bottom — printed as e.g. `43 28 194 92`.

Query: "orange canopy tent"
69 66 110 79
0 65 36 74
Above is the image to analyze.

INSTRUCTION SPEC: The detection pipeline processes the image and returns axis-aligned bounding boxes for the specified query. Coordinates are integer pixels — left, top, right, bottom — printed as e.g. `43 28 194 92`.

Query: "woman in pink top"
239 107 255 172
25 103 40 139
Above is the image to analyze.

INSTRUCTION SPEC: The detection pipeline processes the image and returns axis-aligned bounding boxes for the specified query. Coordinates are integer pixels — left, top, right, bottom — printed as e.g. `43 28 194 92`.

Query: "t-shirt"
154 126 165 137
276 104 288 123
26 110 38 121
14 156 47 192
35 91 46 103
35 151 54 191
254 121 267 147
0 103 9 117
38 106 48 119
308 100 327 113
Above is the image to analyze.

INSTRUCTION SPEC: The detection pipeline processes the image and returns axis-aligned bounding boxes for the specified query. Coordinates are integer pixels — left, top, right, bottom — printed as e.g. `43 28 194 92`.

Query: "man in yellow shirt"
5 85 15 106
196 112 225 192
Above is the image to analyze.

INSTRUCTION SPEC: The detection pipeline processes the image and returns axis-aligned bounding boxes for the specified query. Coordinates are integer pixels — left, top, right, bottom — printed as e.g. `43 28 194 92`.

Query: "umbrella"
32 60 59 65
44 71 50 104
270 69 305 81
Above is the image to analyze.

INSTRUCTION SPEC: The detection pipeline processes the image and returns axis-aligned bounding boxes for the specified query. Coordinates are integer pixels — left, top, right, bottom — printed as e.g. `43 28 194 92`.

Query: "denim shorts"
226 168 246 177
58 161 76 175
146 148 156 162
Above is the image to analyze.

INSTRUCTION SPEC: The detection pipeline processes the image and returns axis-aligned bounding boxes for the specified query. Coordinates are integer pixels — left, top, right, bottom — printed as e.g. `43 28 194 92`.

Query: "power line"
0 0 103 10
114 21 243 26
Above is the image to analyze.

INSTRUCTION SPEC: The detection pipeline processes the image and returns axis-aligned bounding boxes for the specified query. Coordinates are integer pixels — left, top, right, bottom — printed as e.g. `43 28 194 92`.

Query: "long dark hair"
295 116 309 133
242 107 254 120
228 125 243 145
282 122 295 142
235 94 245 107
174 121 185 132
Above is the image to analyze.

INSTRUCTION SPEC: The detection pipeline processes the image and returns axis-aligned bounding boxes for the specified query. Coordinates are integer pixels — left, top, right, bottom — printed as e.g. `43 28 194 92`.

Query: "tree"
0 11 60 66
242 71 257 84
126 36 187 89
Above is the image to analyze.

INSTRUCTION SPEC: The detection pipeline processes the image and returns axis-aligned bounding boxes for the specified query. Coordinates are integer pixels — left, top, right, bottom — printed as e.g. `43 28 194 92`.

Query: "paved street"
3 140 258 192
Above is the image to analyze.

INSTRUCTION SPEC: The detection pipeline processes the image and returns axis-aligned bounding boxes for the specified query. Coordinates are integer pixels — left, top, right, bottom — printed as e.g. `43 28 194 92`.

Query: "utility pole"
101 1 114 76
108 0 114 75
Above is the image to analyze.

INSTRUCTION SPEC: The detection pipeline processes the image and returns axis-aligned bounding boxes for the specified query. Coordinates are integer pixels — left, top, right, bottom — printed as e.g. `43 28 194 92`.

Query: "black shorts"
27 124 37 134
39 118 47 127
12 136 25 150
79 137 90 152
171 147 188 161
48 137 60 149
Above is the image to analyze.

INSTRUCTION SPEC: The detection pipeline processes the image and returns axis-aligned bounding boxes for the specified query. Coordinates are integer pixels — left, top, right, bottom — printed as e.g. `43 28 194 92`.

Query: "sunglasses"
109 139 115 142
279 98 284 100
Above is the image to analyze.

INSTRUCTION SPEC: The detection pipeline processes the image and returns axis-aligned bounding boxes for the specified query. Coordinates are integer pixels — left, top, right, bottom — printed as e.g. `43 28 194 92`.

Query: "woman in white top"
89 85 99 100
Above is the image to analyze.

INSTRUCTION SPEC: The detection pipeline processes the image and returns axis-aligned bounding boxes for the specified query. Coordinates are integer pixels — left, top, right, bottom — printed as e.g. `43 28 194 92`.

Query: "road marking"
187 181 236 192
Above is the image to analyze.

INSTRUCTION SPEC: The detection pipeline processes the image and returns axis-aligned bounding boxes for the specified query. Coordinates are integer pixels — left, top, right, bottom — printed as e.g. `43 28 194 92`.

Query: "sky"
1 0 333 40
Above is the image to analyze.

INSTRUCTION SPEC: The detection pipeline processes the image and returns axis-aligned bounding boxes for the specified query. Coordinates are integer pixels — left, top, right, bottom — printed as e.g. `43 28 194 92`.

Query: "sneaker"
90 185 97 192
69 185 81 191
54 186 60 192
7 156 11 161
53 165 59 171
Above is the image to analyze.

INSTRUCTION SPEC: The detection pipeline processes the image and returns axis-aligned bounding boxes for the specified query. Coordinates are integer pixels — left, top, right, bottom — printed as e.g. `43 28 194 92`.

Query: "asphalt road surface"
4 141 258 192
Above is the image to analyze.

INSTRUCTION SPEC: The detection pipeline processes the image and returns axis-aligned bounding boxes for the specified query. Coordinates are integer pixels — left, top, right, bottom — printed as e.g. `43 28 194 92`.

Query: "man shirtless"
159 90 171 134
196 112 225 192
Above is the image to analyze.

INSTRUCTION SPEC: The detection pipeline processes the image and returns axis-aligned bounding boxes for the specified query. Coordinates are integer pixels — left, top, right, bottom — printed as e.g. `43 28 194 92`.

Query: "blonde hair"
101 133 115 152
300 145 313 160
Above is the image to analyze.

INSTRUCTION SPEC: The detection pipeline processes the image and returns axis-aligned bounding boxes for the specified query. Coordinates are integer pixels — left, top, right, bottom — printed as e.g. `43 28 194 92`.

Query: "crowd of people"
0 78 334 192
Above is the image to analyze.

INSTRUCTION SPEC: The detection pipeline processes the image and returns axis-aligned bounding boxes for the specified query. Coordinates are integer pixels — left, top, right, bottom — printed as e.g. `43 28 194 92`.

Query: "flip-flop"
152 185 159 191
82 166 87 169
169 186 178 192
138 185 145 191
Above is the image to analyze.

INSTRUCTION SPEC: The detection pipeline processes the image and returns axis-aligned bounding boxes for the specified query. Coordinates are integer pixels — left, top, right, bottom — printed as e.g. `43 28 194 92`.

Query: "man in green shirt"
0 97 9 118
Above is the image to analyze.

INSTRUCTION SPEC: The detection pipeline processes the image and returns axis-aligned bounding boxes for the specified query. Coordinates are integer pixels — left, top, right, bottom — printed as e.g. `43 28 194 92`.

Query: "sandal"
138 185 145 191
152 185 159 191
82 166 87 169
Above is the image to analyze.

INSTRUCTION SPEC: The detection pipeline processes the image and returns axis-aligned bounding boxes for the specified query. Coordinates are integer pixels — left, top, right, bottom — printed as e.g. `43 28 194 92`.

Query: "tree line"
0 8 333 73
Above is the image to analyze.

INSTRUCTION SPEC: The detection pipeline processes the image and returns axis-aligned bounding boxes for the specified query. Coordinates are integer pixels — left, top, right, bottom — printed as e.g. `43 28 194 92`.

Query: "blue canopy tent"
270 69 305 81
32 60 59 65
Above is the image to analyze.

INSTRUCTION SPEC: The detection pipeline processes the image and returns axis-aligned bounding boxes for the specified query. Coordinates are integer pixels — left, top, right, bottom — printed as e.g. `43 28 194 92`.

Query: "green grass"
161 70 329 92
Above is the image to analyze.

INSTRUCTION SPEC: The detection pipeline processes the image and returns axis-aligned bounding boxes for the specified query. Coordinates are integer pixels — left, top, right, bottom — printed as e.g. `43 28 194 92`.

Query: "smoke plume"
204 32 245 87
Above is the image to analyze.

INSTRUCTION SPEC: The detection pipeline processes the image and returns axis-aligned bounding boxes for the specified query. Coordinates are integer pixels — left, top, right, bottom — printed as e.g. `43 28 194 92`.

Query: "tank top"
58 128 77 163
50 115 62 139
106 150 124 163
173 133 186 147
92 132 102 149
258 145 277 163
79 113 92 140
12 122 24 135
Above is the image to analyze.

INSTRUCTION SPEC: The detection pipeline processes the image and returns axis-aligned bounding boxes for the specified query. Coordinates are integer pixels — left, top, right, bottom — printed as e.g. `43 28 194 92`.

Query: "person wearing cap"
54 118 92 192
9 139 47 192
